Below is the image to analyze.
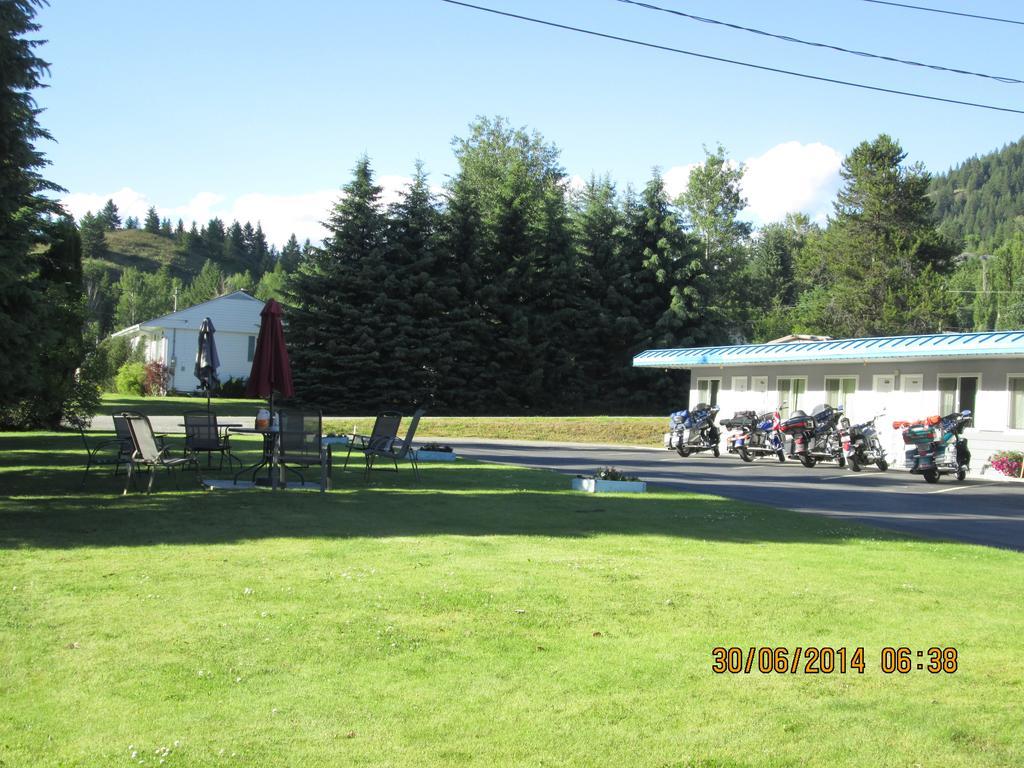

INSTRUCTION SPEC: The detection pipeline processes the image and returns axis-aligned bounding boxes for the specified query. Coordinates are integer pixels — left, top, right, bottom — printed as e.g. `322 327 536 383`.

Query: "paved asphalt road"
440 438 1024 552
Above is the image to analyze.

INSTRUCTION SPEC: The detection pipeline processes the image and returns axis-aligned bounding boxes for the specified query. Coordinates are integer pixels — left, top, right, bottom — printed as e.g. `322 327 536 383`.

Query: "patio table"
229 426 282 489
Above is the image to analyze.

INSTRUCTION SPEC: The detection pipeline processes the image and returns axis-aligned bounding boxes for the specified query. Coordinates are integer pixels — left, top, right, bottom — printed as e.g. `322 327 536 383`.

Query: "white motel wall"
633 332 1024 471
111 291 264 393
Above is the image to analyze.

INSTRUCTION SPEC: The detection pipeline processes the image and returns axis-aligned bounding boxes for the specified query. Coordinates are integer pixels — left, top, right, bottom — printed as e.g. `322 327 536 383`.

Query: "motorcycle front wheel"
677 446 690 458
712 445 720 458
923 468 939 483
777 451 786 463
738 447 752 462
798 454 817 468
876 459 888 472
847 456 861 472
956 466 967 482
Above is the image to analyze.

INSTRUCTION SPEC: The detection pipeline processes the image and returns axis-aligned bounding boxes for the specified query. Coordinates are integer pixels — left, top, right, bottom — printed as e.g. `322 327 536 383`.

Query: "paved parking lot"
442 438 1024 551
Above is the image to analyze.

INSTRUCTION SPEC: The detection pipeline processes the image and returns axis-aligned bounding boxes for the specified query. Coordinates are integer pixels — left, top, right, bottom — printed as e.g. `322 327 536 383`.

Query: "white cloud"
741 141 842 225
662 163 698 200
661 142 842 226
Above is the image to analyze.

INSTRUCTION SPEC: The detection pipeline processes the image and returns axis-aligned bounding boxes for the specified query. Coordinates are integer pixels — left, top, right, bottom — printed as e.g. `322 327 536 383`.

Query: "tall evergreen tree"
124 215 139 230
99 198 121 229
288 156 390 409
279 233 302 272
796 135 958 337
143 205 160 234
79 210 107 260
0 0 71 422
183 259 225 307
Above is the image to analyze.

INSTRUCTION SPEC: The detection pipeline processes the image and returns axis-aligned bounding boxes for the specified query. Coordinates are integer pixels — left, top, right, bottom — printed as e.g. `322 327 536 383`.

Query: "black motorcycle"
780 404 846 468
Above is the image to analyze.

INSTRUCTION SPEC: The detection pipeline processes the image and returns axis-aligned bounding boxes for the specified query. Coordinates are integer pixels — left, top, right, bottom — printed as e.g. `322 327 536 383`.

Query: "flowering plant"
590 466 640 482
990 450 1024 478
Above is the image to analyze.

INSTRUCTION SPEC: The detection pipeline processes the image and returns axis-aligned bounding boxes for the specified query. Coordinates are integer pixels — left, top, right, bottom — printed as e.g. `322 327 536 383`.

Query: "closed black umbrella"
194 317 220 412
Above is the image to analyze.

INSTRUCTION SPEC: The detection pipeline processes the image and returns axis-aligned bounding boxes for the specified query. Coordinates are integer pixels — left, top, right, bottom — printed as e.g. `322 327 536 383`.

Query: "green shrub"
115 361 146 396
218 376 249 398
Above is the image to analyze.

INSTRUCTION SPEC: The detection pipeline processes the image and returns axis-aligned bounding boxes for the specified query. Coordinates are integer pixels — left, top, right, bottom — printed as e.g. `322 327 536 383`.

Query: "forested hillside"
931 136 1024 249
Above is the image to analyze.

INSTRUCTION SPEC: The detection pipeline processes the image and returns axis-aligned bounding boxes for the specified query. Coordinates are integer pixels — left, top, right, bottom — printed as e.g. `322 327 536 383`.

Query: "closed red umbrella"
245 299 294 402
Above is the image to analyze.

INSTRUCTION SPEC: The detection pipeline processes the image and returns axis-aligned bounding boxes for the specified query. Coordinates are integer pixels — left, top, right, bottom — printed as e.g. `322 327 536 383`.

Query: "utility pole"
173 285 178 312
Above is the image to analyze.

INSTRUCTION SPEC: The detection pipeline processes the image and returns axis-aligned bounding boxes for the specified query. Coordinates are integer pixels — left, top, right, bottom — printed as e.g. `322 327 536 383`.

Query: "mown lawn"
0 431 1021 767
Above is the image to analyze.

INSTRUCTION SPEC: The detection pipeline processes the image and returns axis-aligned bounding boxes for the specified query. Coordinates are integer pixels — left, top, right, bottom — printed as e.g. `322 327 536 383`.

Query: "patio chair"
341 410 403 470
77 422 130 487
123 413 200 495
364 408 426 481
277 409 327 492
183 410 240 470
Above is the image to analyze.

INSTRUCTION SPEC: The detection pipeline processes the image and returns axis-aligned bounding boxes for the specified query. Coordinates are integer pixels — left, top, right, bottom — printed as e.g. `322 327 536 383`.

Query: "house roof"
633 330 1024 369
112 290 264 338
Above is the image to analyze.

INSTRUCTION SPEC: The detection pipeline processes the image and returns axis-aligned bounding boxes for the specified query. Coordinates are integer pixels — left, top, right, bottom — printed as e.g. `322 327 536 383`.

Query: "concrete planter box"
415 449 457 462
572 477 647 494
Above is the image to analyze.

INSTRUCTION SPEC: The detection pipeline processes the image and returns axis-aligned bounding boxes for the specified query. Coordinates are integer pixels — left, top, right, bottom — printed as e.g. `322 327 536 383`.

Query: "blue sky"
36 0 1024 246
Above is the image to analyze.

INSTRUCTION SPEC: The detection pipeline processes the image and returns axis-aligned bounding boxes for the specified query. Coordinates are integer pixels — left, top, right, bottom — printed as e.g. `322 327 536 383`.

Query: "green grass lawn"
326 415 666 446
1 431 1021 767
100 392 267 419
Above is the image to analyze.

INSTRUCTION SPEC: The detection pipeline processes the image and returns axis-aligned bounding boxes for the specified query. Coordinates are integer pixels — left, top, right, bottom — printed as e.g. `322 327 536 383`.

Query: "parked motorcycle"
780 404 845 468
840 413 889 472
665 403 721 457
895 410 972 483
722 404 787 463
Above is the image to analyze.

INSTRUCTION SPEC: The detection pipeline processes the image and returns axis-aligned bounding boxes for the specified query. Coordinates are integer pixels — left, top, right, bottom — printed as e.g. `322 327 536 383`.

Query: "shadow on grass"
0 432 907 550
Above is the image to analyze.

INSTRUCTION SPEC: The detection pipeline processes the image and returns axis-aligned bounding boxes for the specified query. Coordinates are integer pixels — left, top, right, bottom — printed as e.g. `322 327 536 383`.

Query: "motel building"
633 330 1024 471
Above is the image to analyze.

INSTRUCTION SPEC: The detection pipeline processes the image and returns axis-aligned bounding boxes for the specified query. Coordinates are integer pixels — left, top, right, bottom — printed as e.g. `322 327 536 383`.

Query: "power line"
440 0 1024 115
616 0 1022 84
861 0 1024 26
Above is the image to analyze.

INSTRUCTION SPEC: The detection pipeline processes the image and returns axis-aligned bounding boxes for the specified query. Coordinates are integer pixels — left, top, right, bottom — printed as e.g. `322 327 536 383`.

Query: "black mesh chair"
123 413 199 494
277 409 326 491
183 410 240 469
77 422 130 487
342 411 402 470
364 408 426 481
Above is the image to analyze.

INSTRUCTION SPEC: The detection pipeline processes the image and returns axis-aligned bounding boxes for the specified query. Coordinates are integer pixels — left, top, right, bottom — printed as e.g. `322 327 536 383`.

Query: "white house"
112 291 265 393
633 330 1024 469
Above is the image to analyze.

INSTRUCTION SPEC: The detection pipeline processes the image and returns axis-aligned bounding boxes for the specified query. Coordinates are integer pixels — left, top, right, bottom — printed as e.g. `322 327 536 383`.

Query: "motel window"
901 374 923 393
938 375 978 417
247 335 256 362
873 374 895 394
751 376 768 394
776 377 806 417
731 376 748 393
825 376 857 410
1010 377 1024 430
696 378 721 407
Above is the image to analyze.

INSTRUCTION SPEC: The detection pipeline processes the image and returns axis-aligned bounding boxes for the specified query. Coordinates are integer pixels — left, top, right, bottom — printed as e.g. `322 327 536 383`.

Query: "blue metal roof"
633 330 1024 368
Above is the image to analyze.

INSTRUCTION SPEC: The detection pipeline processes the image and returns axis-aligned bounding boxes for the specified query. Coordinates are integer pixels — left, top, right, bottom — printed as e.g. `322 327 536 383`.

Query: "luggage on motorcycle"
903 424 935 445
780 410 810 433
720 410 756 429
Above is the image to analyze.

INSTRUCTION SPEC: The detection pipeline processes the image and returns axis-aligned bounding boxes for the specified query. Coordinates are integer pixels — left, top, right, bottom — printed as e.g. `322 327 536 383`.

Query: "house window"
247 335 256 362
901 374 923 393
731 376 748 393
938 375 979 417
825 376 857 410
696 378 721 407
873 374 895 393
776 377 806 416
751 376 767 394
1009 376 1024 429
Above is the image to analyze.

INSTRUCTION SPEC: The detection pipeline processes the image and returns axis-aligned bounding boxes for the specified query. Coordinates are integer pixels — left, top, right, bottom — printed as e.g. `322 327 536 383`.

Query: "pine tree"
143 206 160 234
159 217 172 237
288 156 389 409
0 0 70 420
252 222 271 275
183 259 225 307
99 198 121 229
79 211 107 260
224 221 245 268
279 233 302 272
125 216 139 230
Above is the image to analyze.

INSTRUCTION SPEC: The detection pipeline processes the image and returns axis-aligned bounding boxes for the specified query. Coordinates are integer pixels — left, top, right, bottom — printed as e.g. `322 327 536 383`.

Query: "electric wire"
861 0 1024 26
439 0 1024 115
616 0 1021 84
